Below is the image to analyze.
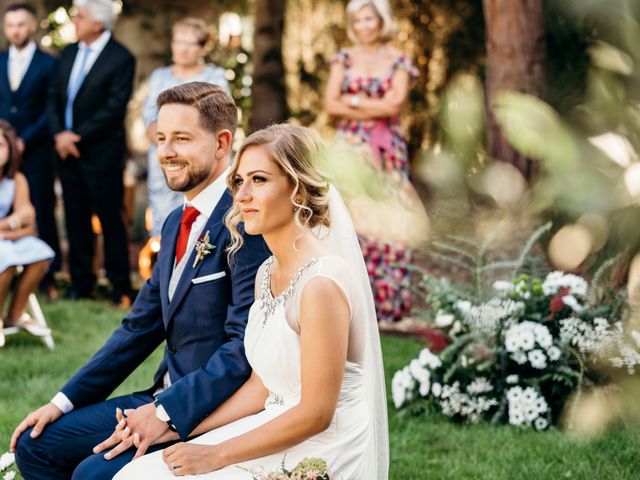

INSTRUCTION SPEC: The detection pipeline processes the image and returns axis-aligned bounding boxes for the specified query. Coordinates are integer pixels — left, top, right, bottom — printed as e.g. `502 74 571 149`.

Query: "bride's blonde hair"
225 124 331 257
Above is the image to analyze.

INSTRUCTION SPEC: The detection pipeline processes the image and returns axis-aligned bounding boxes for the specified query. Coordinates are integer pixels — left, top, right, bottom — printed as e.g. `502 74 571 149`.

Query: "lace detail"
259 256 318 325
265 391 285 407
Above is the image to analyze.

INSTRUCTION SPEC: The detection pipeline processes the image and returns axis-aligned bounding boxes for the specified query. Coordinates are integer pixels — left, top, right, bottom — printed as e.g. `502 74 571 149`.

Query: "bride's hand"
162 443 225 476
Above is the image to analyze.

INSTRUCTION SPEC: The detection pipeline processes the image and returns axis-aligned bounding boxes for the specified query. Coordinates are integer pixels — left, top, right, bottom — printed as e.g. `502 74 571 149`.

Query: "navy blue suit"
0 48 61 279
48 37 135 298
15 191 270 480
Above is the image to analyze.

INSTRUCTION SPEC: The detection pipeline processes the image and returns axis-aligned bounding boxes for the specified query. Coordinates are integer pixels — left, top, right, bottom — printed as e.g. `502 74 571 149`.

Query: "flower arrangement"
393 269 640 430
0 451 17 480
248 457 331 480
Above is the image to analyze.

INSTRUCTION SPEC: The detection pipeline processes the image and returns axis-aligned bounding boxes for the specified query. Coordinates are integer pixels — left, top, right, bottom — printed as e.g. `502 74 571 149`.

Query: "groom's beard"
162 163 211 192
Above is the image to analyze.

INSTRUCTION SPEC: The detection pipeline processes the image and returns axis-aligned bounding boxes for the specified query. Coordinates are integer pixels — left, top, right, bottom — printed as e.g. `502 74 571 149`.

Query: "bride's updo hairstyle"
225 123 331 256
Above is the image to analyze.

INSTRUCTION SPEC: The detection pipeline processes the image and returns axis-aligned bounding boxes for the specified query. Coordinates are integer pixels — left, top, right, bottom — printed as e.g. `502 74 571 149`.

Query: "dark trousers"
14 392 176 480
58 158 131 298
22 144 61 285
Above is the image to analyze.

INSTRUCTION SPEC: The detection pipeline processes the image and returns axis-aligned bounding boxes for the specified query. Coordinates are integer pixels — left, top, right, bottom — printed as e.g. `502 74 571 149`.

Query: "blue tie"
65 45 91 130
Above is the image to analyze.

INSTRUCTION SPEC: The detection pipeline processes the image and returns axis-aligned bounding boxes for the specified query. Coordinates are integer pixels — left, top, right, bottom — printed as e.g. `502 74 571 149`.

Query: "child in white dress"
0 120 54 346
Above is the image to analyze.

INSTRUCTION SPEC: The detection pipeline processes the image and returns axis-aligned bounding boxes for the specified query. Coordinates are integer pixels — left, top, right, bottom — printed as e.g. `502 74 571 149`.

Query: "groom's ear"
214 129 234 159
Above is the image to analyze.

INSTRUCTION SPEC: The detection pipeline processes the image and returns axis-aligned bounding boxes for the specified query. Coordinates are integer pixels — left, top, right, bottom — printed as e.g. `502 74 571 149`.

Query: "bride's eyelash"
253 176 267 183
232 176 243 186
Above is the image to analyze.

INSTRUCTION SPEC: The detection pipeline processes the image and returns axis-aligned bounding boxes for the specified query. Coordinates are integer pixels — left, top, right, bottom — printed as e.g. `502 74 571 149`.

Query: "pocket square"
191 271 226 284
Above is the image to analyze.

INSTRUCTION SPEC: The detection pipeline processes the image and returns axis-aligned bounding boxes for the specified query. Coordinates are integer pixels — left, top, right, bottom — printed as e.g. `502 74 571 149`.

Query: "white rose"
3 472 16 480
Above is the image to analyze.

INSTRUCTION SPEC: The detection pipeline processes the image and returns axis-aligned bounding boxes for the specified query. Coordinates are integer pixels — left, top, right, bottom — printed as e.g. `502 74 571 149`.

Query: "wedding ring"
172 464 181 470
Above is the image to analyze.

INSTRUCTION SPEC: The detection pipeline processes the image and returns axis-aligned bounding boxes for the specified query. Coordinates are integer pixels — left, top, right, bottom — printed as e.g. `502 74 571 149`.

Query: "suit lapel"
62 44 79 92
74 39 113 100
159 211 180 326
166 191 233 321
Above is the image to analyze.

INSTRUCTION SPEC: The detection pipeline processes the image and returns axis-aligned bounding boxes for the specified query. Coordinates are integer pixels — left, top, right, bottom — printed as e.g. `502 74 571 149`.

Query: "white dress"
115 256 371 479
0 178 55 272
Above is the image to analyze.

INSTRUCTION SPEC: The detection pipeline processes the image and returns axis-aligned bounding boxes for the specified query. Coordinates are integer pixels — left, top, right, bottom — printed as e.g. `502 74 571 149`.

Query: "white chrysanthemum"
542 271 588 297
435 311 455 328
512 351 527 365
547 346 562 361
507 386 548 428
418 348 442 370
528 349 547 369
534 417 549 431
506 374 519 385
561 295 584 313
0 453 14 471
431 382 442 398
509 409 525 426
507 386 523 402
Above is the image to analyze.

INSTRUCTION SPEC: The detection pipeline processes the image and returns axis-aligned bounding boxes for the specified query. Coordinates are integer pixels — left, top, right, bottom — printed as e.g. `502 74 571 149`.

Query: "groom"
10 82 269 479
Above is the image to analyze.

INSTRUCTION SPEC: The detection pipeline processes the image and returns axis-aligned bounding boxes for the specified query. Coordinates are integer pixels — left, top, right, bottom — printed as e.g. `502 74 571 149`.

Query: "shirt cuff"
155 403 171 422
51 392 74 414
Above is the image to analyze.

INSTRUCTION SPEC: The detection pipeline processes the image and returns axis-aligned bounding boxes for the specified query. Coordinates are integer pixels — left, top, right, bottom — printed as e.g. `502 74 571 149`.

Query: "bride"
114 124 388 479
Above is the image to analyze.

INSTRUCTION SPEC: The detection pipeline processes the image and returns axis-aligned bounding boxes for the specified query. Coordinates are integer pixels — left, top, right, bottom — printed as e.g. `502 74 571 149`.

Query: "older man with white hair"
47 0 134 308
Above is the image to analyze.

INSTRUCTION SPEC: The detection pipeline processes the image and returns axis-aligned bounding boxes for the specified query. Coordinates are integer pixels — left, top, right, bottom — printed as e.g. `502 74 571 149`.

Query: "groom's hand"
10 403 63 452
102 402 173 460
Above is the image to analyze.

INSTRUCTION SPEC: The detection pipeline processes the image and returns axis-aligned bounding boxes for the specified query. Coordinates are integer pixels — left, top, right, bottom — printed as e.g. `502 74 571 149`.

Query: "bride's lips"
241 208 258 217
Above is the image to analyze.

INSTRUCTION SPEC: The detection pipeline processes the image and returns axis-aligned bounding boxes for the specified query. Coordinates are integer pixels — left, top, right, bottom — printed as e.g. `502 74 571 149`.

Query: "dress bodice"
0 178 15 218
244 256 365 410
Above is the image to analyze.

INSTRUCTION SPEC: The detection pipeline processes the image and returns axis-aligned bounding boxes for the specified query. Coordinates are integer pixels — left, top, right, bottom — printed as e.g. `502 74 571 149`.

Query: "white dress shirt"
8 41 36 91
52 170 231 419
65 30 111 96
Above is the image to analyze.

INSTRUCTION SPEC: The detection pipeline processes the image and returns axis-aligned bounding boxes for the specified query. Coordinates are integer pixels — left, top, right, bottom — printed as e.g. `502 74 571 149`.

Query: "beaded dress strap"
259 256 318 324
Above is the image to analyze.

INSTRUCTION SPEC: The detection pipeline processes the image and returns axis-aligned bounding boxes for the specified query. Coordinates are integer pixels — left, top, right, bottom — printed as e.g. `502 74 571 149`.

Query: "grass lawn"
0 300 638 479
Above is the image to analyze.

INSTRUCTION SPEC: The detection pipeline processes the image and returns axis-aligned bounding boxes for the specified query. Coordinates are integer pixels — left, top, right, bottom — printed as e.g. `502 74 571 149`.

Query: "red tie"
175 205 200 264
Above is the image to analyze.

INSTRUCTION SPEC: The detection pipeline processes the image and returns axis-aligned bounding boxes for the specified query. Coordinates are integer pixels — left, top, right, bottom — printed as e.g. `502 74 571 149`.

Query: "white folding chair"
2 266 55 349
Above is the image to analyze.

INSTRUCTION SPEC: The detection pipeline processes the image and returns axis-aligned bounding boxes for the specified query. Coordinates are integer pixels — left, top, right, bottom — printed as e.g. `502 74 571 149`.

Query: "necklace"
259 256 318 325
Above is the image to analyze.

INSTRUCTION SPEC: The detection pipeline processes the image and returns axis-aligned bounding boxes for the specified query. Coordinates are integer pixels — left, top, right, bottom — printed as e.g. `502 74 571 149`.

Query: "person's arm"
156 231 269 440
0 173 36 239
162 276 351 476
341 67 411 119
74 49 136 143
323 61 372 121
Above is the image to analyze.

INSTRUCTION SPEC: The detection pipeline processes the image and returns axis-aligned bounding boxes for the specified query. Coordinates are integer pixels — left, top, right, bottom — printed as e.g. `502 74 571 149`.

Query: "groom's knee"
14 428 48 474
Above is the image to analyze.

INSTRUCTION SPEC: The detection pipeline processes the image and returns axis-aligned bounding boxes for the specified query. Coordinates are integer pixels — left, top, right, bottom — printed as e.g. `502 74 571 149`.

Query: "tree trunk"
483 0 546 180
249 0 288 132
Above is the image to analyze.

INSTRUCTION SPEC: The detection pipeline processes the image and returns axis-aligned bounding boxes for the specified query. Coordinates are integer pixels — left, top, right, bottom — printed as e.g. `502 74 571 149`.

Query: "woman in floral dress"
324 0 419 322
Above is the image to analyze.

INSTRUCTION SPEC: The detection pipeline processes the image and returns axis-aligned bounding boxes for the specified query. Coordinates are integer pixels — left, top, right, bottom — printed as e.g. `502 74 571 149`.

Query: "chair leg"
27 293 55 350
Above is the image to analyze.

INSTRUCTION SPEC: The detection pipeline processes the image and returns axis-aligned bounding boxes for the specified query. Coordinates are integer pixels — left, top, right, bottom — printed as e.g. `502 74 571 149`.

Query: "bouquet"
393 270 640 430
249 457 331 480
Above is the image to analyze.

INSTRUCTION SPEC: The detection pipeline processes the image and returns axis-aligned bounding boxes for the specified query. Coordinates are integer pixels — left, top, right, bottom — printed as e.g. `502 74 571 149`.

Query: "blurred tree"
483 0 546 180
250 0 288 131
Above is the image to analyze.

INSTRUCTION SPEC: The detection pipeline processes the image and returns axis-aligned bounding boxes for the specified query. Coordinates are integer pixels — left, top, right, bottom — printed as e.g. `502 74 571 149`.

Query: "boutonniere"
193 230 215 268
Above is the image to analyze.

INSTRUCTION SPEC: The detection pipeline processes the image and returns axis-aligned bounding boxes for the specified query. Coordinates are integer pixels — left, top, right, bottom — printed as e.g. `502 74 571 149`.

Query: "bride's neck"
264 225 315 271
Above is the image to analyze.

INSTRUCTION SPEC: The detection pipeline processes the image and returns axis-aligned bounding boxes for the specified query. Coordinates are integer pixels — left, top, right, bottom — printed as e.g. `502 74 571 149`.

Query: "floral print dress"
331 49 419 322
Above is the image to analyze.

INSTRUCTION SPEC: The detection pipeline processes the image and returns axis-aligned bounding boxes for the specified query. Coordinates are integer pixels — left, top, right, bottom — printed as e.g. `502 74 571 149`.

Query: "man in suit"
0 3 60 296
11 82 270 479
48 0 134 306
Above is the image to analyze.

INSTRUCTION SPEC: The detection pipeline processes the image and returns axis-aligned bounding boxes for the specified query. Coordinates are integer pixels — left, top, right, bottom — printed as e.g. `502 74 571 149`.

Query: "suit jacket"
60 191 270 439
0 48 57 148
47 36 135 172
